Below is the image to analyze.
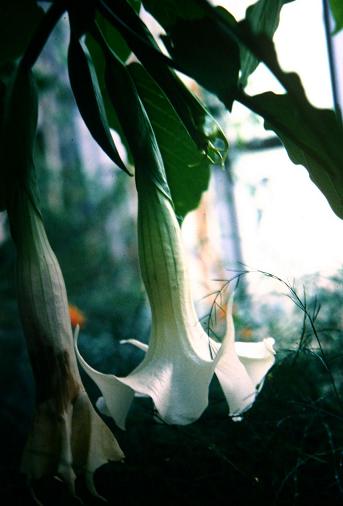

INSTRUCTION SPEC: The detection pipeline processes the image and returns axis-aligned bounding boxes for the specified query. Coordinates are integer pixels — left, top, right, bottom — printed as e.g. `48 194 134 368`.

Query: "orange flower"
240 327 253 340
69 304 86 328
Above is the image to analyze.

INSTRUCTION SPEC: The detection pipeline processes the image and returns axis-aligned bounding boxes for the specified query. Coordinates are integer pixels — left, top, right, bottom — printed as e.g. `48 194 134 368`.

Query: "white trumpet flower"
8 189 124 495
2 67 123 495
119 333 276 418
75 59 275 429
75 174 275 429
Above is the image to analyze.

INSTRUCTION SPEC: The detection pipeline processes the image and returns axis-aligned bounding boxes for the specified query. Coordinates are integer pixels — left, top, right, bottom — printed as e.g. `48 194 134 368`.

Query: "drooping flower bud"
3 67 123 496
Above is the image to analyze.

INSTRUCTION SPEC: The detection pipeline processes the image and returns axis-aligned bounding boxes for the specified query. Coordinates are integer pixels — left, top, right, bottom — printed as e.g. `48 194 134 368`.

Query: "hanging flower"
3 67 123 497
75 152 275 429
75 55 275 430
8 188 124 496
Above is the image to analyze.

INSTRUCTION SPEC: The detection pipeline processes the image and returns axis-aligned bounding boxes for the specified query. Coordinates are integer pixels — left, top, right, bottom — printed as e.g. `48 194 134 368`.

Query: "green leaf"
143 0 239 108
169 2 343 218
234 27 343 219
329 0 343 33
88 12 132 65
92 26 171 201
85 29 134 164
91 0 228 168
120 0 229 160
85 2 142 162
154 72 228 167
241 88 343 219
129 62 210 219
0 0 44 65
67 33 130 175
162 14 239 109
240 0 294 87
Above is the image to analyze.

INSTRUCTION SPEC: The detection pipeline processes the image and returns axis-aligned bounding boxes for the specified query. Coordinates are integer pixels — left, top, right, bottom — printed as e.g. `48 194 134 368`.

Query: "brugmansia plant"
0 0 342 499
74 43 276 428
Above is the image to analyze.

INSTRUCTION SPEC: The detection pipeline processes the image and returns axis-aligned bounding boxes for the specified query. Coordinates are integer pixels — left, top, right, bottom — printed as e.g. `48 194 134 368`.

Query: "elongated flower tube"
75 47 275 429
3 67 123 496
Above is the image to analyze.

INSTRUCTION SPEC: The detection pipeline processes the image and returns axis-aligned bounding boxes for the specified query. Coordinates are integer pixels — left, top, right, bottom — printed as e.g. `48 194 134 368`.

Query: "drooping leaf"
241 88 343 219
145 66 228 166
85 2 141 162
85 31 132 163
0 0 44 65
158 1 343 218
329 0 343 33
91 24 171 201
161 13 239 109
91 13 131 64
240 0 294 87
235 29 343 219
143 0 239 109
86 0 142 72
67 32 130 174
92 0 228 169
129 62 210 219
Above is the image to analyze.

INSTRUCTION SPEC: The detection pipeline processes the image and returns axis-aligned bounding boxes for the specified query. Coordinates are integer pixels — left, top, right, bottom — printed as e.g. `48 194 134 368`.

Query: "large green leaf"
161 13 239 109
0 0 44 65
97 0 228 164
91 22 171 201
241 88 343 219
90 13 132 64
87 0 142 70
235 28 343 219
329 0 343 33
85 31 130 161
85 3 141 162
67 32 130 174
86 32 133 165
129 62 210 219
103 53 171 202
240 0 294 87
155 1 343 219
143 0 239 109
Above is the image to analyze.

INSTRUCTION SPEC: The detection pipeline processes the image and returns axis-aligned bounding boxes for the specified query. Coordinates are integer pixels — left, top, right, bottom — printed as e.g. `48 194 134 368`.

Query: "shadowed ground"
1 348 342 505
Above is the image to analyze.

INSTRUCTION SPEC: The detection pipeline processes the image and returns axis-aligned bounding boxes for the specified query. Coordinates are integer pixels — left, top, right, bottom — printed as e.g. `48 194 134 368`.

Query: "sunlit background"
180 0 343 325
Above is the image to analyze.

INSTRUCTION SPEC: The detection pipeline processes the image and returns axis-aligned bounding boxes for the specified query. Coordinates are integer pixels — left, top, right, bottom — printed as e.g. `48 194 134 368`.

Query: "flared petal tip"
120 338 149 352
96 396 111 417
263 337 276 354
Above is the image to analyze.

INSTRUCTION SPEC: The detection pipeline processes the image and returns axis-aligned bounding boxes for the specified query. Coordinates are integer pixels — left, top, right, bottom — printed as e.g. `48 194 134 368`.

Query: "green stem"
20 0 68 70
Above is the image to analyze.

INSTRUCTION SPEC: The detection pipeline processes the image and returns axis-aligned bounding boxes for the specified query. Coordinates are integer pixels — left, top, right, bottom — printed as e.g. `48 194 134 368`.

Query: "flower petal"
76 327 217 427
119 323 217 425
214 343 257 416
235 337 276 387
119 330 275 419
74 333 134 430
120 339 149 352
211 297 276 416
